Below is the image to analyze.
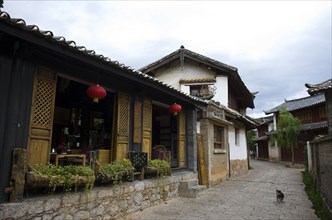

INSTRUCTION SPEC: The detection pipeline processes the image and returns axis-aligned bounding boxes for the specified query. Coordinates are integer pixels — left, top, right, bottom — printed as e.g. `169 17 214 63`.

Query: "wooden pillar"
178 111 186 167
197 134 208 186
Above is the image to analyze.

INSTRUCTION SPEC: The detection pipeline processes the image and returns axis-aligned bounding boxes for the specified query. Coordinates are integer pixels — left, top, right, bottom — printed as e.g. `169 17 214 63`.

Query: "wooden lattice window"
32 77 56 128
143 100 152 130
118 94 129 135
214 125 225 149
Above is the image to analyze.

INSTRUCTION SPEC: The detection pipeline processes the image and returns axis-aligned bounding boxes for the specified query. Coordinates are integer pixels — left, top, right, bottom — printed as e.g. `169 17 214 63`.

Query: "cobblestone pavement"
121 160 318 220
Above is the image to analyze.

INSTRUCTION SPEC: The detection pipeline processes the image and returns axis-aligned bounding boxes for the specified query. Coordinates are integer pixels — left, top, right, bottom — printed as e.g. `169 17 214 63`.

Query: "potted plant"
95 159 135 184
26 164 95 192
145 159 171 177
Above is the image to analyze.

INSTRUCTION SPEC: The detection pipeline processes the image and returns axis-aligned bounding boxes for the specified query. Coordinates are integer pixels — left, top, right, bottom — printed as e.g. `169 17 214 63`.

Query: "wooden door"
142 98 152 160
27 67 57 166
177 111 186 167
114 92 130 160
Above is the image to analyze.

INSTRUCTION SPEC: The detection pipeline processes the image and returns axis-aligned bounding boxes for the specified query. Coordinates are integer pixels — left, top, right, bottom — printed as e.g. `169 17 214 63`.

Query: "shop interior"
152 104 178 168
51 76 179 168
51 76 115 165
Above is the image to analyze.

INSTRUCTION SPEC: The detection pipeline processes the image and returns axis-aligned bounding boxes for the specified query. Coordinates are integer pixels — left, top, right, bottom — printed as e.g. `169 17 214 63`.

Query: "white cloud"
2 0 331 117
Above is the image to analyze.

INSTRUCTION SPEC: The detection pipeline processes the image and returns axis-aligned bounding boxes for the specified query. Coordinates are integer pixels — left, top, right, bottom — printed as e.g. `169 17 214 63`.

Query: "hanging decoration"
87 84 106 103
169 103 182 116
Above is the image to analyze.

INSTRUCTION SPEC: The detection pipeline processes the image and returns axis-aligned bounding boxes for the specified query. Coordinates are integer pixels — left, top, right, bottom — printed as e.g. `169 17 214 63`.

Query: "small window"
235 128 240 146
190 85 216 99
214 125 225 149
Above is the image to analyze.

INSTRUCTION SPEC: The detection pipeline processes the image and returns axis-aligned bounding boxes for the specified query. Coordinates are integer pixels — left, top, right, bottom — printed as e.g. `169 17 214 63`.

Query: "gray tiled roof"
300 121 328 131
0 11 208 106
208 100 257 128
140 45 238 72
305 79 332 95
257 121 327 138
264 93 325 114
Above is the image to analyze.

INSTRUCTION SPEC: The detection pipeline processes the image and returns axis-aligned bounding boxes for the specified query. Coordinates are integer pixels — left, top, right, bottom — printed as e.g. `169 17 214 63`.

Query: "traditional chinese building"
0 12 207 203
264 92 328 164
140 46 256 187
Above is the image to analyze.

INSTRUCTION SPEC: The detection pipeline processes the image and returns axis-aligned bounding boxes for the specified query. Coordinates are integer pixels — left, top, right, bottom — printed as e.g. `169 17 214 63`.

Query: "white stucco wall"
154 60 216 92
214 76 228 106
154 64 182 90
268 114 280 161
228 126 248 160
269 114 280 161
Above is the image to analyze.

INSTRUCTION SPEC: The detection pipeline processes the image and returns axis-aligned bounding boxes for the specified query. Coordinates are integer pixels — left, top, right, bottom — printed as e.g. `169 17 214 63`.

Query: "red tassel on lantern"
169 103 182 116
87 84 106 103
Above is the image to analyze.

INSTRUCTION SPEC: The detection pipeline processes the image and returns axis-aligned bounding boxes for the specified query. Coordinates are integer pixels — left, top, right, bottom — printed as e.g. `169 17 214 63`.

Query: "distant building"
253 116 275 161
264 93 328 164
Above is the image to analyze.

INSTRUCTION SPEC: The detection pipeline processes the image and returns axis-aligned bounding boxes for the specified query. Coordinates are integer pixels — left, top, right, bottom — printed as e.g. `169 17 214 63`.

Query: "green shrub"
148 159 170 177
302 170 329 220
98 159 135 184
32 164 95 192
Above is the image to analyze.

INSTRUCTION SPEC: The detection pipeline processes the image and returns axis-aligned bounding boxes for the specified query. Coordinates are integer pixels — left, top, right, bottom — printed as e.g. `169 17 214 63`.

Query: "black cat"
276 190 284 203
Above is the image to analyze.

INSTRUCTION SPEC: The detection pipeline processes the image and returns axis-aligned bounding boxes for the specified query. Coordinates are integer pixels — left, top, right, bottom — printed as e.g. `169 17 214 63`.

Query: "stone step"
179 184 206 198
178 178 206 198
179 179 199 190
172 171 198 181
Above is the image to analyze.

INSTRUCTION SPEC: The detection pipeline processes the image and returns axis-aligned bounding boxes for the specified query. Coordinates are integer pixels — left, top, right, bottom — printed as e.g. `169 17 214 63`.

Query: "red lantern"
87 84 106 103
169 103 182 116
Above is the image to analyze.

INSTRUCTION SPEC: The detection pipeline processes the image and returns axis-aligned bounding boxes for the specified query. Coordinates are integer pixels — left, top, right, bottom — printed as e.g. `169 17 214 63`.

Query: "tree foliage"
247 129 256 149
274 107 301 165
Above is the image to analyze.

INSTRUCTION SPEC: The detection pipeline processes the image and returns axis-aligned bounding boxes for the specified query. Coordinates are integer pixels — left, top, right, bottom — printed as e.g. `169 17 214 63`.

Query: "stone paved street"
121 160 318 220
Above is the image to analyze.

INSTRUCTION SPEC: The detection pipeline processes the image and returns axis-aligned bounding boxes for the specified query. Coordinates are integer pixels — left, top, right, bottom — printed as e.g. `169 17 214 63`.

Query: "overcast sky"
2 1 331 118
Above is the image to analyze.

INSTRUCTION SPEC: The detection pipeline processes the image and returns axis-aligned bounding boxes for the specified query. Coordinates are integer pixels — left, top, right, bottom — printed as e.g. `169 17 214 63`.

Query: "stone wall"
312 134 332 219
0 176 181 219
230 159 248 178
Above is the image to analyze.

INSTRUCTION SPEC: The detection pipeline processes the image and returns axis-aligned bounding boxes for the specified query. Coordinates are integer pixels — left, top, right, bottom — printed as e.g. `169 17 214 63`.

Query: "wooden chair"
152 145 171 173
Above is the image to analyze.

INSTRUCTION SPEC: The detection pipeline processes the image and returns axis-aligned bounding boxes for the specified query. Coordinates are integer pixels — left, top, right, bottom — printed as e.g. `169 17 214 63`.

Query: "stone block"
44 198 60 212
97 189 113 199
62 194 80 207
134 181 145 191
75 210 90 219
133 192 143 204
26 200 44 215
90 204 105 217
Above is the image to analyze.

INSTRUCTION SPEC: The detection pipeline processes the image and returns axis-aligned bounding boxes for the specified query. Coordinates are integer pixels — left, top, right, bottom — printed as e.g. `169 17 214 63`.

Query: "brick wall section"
230 159 248 178
0 176 183 219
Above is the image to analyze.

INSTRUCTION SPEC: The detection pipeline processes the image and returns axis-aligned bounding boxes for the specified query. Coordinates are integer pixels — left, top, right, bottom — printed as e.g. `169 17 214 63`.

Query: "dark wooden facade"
0 55 35 204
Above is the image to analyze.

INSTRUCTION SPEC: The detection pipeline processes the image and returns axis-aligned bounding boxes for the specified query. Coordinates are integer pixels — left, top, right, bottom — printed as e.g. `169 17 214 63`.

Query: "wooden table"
55 154 86 167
